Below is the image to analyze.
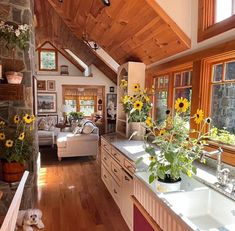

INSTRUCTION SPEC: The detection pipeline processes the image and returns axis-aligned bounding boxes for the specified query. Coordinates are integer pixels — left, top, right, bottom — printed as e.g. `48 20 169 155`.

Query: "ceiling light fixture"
102 0 110 6
82 32 100 51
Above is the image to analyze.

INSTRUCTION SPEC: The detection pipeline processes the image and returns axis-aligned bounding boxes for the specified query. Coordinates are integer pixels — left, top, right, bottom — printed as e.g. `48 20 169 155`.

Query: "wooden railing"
0 171 29 231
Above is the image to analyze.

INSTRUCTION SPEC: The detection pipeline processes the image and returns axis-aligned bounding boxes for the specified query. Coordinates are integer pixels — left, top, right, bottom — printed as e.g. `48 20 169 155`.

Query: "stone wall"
0 0 38 210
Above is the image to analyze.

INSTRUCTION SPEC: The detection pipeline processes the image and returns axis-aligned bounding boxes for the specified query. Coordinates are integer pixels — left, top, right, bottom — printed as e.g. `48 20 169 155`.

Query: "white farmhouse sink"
164 188 235 230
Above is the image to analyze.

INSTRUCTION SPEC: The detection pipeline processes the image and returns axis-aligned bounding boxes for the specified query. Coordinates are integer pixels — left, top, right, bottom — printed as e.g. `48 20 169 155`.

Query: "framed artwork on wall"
110 86 114 92
38 48 58 71
107 93 117 108
37 92 57 114
37 80 46 91
47 80 56 91
98 105 102 111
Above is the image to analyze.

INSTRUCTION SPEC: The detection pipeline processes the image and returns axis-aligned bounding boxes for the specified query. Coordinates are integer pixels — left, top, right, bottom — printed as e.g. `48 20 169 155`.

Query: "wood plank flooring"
35 147 129 231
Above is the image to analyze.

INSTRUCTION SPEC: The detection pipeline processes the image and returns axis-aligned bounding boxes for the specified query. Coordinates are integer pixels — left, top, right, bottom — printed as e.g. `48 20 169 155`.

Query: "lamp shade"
61 104 72 113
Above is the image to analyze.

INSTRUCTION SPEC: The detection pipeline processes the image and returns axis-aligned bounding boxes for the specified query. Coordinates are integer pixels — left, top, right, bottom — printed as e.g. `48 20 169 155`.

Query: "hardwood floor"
35 147 129 231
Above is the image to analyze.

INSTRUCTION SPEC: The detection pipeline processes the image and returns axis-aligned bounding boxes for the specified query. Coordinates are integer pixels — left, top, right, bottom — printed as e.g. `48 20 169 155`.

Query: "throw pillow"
73 126 82 134
38 118 50 131
82 121 96 134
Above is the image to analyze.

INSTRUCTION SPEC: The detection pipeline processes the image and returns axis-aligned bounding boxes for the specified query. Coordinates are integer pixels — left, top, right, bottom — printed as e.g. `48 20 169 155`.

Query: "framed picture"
60 65 69 75
107 93 117 108
47 80 56 91
38 48 58 71
37 92 57 114
37 80 46 91
110 86 114 92
98 105 102 111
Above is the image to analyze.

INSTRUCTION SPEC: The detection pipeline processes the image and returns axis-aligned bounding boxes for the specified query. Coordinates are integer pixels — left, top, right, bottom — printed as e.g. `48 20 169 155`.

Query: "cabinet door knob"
114 168 118 173
104 157 107 161
125 176 130 181
104 174 107 179
114 189 117 194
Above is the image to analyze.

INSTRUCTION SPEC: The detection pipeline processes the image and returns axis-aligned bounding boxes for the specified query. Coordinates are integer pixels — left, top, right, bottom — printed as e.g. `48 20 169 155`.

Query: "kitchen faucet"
200 148 230 186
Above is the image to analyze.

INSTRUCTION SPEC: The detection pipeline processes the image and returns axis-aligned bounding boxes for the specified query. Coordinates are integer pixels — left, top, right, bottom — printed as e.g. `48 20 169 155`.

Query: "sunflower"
14 115 20 124
18 132 25 141
145 117 153 127
165 109 171 115
133 100 143 111
0 132 5 140
5 139 13 148
149 156 156 161
144 96 150 102
31 115 35 121
122 95 129 104
175 97 189 113
194 109 204 124
23 114 33 124
129 96 134 102
159 129 166 136
120 79 128 88
133 84 140 92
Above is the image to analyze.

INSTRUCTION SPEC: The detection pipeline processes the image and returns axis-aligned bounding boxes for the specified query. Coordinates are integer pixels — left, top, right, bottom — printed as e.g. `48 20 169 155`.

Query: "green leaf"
149 174 155 184
136 157 143 165
192 166 197 175
165 152 174 163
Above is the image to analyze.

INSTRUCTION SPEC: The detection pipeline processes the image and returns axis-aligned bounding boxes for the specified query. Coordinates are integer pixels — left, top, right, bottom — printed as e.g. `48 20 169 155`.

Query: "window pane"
158 77 164 88
174 73 181 87
211 83 235 134
65 100 76 112
80 100 95 106
40 51 56 70
155 91 168 123
80 106 95 116
225 61 235 80
213 64 223 82
216 0 233 23
182 71 191 86
164 77 169 87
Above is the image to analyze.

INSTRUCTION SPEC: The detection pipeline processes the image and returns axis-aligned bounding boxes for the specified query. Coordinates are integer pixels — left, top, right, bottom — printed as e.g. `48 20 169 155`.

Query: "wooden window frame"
38 48 58 71
198 0 235 42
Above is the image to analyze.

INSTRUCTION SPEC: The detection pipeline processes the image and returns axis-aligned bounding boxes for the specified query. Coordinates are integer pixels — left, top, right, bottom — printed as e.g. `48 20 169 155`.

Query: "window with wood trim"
78 96 96 116
210 60 235 134
198 0 235 41
38 48 58 71
154 75 169 123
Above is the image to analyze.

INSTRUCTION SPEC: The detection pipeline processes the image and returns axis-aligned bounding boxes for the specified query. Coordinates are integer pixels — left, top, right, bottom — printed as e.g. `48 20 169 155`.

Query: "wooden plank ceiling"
46 0 191 65
34 0 117 83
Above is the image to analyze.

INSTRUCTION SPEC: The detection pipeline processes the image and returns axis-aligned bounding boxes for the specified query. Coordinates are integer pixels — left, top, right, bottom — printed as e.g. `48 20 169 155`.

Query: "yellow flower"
133 84 140 92
205 117 212 124
14 115 20 124
0 132 5 140
5 139 13 148
0 121 5 126
31 115 35 121
18 132 25 141
144 96 150 102
23 114 33 124
175 97 189 113
122 95 129 104
194 109 204 124
149 156 156 161
159 129 166 136
145 117 153 127
120 79 128 88
129 96 134 102
133 100 143 111
151 85 155 93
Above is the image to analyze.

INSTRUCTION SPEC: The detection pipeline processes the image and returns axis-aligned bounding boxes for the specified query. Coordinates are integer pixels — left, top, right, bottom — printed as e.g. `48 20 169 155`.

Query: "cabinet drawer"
111 160 122 185
101 148 111 170
111 147 124 164
124 159 135 175
111 177 121 206
101 138 111 153
101 164 111 190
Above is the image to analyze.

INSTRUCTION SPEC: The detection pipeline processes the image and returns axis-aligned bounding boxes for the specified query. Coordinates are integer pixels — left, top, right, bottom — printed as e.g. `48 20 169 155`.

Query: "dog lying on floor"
16 209 44 231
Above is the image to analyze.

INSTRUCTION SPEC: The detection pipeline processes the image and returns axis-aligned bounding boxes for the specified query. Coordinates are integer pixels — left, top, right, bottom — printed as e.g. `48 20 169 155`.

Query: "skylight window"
215 0 235 23
64 49 90 76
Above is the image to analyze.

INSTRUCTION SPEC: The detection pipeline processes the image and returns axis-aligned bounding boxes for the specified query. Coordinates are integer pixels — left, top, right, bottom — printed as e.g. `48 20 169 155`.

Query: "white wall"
36 64 116 117
156 0 192 38
149 0 235 68
35 43 84 76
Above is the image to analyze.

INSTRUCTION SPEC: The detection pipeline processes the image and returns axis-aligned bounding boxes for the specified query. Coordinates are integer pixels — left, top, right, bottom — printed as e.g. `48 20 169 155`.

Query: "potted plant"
120 82 152 140
0 114 34 182
143 97 212 192
0 20 30 84
68 112 84 123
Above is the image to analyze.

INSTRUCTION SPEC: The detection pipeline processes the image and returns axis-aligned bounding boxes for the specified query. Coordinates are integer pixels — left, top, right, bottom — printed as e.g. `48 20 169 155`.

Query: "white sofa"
56 125 99 161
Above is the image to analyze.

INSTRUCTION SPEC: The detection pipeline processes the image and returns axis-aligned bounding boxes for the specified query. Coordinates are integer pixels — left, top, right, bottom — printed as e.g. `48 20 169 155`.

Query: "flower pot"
156 178 181 193
1 161 25 183
129 122 146 141
5 71 23 84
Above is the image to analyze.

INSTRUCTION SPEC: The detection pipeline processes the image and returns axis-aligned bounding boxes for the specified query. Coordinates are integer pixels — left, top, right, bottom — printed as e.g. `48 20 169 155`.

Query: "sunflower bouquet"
0 114 35 164
143 97 212 184
120 82 152 122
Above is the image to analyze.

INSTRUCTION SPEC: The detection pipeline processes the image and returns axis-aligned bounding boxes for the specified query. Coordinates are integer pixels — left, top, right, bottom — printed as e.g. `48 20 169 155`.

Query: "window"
154 76 169 123
38 48 58 71
211 60 235 134
198 0 235 41
65 99 76 112
79 98 95 116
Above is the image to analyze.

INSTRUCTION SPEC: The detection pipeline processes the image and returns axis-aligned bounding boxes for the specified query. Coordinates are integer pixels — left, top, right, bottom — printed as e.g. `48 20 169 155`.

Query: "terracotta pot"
128 122 146 141
5 71 23 84
2 161 26 183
